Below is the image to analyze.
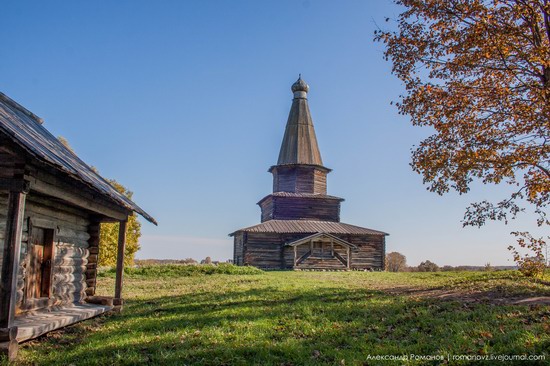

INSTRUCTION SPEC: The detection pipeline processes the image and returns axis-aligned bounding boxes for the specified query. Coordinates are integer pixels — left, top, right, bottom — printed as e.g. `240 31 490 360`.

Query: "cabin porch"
13 303 112 342
0 187 130 360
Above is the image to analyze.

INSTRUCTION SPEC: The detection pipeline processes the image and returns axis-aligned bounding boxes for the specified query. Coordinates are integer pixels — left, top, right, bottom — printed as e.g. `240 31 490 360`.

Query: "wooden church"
231 77 388 270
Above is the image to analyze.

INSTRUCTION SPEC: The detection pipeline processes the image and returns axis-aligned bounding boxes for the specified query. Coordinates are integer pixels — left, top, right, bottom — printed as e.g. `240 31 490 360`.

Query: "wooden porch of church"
288 233 354 270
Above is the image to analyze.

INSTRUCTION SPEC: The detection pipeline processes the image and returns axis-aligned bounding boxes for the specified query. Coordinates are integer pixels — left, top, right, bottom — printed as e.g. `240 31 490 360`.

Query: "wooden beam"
0 340 18 360
85 221 101 296
0 327 17 342
0 189 27 328
114 220 128 301
30 178 129 221
293 246 297 267
0 179 30 193
85 296 114 306
346 247 351 269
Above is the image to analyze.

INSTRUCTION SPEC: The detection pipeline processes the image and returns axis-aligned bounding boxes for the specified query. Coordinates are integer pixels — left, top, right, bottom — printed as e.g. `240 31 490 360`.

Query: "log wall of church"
238 231 385 270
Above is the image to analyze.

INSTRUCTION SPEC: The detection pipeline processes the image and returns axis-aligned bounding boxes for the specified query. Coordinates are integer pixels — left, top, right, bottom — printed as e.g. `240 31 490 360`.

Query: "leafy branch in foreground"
375 0 550 275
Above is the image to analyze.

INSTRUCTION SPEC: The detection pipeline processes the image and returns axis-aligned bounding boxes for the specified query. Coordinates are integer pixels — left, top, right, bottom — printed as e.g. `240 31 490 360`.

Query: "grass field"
7 266 550 365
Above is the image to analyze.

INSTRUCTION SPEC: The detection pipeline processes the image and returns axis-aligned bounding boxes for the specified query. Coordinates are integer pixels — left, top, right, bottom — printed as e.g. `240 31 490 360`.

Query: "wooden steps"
296 255 347 270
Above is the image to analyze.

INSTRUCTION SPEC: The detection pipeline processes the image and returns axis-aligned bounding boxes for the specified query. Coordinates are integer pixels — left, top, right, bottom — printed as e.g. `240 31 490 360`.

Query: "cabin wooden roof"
277 77 324 166
230 219 388 236
0 92 157 224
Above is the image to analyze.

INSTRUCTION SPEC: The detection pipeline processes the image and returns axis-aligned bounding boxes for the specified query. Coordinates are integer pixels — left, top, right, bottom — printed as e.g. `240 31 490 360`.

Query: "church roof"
230 219 388 236
0 92 157 225
277 76 324 166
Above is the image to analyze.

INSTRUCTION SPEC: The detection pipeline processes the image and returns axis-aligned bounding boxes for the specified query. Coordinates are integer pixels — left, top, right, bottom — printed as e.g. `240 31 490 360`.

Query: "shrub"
98 263 263 278
417 260 439 272
508 232 547 279
385 252 407 272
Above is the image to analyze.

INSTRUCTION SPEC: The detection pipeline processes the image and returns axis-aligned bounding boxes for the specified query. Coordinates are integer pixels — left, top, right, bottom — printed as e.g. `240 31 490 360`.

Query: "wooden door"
26 227 54 301
312 242 322 257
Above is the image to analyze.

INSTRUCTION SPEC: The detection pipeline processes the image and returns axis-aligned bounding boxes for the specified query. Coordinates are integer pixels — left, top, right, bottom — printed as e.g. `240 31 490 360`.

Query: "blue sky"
1 1 542 266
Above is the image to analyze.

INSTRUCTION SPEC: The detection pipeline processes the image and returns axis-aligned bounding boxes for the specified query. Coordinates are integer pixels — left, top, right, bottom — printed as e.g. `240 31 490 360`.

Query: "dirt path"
384 286 550 305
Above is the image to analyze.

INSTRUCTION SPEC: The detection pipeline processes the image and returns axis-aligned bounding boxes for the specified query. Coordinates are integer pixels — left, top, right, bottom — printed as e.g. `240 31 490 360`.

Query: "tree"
385 252 408 272
375 0 550 276
180 258 198 265
417 260 440 272
55 136 142 267
98 180 142 267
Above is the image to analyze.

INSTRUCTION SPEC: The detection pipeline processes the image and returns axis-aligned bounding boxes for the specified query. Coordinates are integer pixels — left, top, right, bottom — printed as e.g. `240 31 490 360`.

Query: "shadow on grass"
17 284 550 366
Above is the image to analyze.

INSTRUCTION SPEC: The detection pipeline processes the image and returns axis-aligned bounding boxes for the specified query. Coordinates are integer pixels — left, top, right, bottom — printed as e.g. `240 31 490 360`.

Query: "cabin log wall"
0 140 26 283
14 194 91 310
0 194 9 287
85 222 100 296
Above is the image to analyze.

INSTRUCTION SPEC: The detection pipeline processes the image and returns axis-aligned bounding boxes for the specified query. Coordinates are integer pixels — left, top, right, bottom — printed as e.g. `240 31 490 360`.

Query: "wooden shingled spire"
269 77 332 196
277 76 323 166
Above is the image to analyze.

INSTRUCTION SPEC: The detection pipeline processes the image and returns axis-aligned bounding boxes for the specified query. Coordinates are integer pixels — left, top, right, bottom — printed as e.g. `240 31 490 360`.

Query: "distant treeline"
439 265 517 271
135 258 233 266
386 252 518 272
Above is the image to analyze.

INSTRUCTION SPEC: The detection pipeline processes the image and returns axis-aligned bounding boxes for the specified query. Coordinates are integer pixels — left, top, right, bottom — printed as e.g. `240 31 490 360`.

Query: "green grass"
98 263 264 278
7 267 550 365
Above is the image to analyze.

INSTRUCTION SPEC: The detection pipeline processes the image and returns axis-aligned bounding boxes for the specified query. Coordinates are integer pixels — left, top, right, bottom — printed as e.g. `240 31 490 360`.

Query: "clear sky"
1 1 542 266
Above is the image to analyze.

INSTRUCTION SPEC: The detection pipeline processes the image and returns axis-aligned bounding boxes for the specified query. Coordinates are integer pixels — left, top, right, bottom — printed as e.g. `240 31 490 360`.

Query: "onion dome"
291 75 309 94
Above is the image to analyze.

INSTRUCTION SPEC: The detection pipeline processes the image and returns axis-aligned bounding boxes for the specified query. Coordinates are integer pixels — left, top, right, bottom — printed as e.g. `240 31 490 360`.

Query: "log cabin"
0 92 157 360
231 77 388 270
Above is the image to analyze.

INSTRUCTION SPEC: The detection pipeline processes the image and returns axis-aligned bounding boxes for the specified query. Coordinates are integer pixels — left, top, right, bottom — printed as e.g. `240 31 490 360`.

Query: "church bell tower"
258 76 344 222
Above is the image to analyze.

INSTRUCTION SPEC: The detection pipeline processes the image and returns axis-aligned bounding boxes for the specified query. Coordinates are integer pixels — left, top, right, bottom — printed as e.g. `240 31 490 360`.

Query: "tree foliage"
98 180 142 267
375 0 550 275
385 252 408 272
417 260 440 272
55 136 142 267
508 231 546 277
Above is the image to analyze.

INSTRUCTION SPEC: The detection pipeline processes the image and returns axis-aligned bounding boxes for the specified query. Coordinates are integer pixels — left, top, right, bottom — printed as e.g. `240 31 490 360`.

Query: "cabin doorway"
25 227 54 304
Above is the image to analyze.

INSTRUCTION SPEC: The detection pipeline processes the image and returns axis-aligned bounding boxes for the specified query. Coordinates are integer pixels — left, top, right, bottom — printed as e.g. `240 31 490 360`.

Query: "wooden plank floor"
14 303 112 342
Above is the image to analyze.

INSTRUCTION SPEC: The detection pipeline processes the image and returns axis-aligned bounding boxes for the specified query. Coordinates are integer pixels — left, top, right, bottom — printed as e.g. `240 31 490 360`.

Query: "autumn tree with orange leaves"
375 0 550 277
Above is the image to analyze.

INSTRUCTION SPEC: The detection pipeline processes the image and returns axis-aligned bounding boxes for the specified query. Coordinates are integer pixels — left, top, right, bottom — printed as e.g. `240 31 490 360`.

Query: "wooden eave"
24 161 132 222
1 134 130 222
268 163 332 174
0 92 157 225
256 192 345 206
229 219 389 237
